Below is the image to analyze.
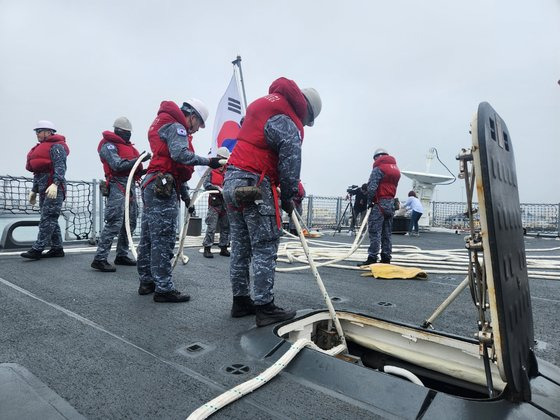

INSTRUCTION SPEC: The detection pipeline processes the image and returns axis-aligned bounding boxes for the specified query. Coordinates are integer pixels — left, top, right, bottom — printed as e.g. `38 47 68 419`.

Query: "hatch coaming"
277 310 506 394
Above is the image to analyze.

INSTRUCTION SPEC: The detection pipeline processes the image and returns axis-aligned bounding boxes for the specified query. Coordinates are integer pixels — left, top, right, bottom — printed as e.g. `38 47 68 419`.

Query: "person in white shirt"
403 190 423 236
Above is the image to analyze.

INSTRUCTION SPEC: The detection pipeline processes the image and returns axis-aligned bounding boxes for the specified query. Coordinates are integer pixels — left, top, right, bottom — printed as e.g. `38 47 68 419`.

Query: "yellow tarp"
360 263 428 280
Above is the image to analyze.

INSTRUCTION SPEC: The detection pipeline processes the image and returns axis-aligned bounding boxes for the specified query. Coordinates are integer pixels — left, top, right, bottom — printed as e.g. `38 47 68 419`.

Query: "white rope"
125 151 148 260
186 339 346 420
275 224 560 280
276 208 371 273
290 211 347 349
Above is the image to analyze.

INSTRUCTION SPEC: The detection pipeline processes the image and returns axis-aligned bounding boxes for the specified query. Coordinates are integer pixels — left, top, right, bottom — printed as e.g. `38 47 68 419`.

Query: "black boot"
153 289 190 303
357 255 377 266
203 246 213 258
138 282 156 295
219 246 230 257
255 300 296 327
114 255 137 266
231 295 256 318
380 253 391 264
20 249 43 260
42 248 65 258
91 259 116 272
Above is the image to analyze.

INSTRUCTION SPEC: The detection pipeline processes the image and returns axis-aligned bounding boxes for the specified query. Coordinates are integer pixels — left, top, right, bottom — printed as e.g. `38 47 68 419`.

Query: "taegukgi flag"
209 73 244 157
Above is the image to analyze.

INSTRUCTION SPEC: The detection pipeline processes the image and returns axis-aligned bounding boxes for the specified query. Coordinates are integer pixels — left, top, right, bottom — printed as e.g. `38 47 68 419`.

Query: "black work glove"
138 168 148 176
367 203 373 209
188 206 195 214
141 152 152 162
208 157 223 169
182 194 191 208
282 199 294 216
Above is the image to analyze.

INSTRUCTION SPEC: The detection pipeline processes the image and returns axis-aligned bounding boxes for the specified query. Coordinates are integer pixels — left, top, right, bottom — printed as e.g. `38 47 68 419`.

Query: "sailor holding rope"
136 99 223 303
91 117 150 272
223 77 322 326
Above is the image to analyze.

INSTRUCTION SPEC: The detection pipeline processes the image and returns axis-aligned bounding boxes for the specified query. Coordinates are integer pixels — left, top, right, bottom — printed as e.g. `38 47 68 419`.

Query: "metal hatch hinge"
458 148 497 397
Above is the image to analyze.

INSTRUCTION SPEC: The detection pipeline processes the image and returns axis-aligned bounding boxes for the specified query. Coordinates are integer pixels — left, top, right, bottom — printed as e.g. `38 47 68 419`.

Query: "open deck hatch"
275 102 538 402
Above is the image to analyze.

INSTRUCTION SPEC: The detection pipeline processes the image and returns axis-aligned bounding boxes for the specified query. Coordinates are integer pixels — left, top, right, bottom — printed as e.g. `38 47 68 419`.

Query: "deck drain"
224 364 250 375
331 297 342 302
186 344 203 353
177 342 214 358
377 301 395 307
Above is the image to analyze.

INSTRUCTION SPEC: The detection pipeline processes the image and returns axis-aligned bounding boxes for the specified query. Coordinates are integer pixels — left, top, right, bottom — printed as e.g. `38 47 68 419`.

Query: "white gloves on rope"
28 191 37 205
46 184 58 199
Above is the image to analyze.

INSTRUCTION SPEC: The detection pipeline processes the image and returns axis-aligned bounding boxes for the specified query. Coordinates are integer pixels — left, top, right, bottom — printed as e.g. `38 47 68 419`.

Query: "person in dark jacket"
351 183 368 230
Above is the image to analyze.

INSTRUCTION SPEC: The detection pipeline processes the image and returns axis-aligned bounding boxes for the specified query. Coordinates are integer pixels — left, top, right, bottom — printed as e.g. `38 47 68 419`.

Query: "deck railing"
1 175 559 243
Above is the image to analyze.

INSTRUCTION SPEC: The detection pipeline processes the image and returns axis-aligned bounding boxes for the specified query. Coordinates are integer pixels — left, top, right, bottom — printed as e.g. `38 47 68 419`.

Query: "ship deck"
1 231 559 419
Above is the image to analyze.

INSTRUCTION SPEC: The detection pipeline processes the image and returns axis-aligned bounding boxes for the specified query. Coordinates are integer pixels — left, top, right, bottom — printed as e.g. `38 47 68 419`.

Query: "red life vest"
210 167 225 187
146 101 195 183
97 131 142 180
26 135 70 174
207 167 226 207
227 77 307 185
372 155 401 201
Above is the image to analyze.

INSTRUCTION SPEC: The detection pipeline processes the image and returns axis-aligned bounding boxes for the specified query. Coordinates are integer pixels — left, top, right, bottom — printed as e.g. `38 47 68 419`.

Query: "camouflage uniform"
366 168 396 262
93 143 139 262
137 122 209 293
31 144 67 252
223 115 302 305
202 171 229 247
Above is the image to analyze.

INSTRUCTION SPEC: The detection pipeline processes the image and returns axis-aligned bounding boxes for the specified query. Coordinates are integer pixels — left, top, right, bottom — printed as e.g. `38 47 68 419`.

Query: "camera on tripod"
346 185 359 194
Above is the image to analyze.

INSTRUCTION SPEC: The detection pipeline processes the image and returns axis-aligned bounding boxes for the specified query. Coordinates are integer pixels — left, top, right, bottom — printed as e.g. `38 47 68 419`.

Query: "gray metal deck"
0 232 558 419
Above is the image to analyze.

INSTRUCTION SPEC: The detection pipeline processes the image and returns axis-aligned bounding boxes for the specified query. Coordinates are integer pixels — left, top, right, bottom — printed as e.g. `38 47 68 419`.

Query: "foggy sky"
1 0 559 203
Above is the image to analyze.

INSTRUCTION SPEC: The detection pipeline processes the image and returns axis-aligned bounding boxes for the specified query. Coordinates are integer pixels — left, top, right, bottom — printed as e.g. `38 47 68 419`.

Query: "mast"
232 55 248 112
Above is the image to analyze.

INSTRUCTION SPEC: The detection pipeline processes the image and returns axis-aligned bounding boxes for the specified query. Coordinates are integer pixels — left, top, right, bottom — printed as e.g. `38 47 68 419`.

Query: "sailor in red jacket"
21 120 70 260
136 99 223 303
91 117 150 272
358 148 401 266
222 77 322 327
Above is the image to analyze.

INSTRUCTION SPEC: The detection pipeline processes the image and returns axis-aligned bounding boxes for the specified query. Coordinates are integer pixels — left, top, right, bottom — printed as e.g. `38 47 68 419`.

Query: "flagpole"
232 55 248 111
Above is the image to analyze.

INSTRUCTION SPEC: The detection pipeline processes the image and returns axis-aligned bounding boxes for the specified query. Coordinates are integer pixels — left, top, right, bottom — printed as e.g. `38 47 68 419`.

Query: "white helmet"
373 148 388 159
182 98 209 128
301 88 322 126
34 120 57 132
216 146 230 159
113 116 132 131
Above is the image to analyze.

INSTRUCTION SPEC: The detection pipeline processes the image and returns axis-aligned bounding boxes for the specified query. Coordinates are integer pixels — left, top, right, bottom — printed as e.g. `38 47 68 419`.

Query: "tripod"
333 195 356 235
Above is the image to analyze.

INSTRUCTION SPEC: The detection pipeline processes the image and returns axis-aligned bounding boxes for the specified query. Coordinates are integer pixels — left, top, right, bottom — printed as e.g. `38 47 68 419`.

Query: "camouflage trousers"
202 204 230 247
367 203 395 261
136 182 178 293
94 184 138 261
223 176 280 305
32 190 64 252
